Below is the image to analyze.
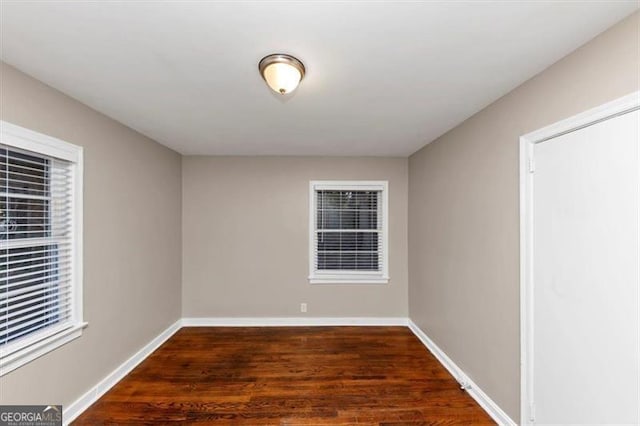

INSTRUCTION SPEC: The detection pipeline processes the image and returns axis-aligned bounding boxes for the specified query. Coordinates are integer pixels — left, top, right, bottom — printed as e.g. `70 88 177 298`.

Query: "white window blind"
1 147 73 343
309 181 389 284
0 121 84 376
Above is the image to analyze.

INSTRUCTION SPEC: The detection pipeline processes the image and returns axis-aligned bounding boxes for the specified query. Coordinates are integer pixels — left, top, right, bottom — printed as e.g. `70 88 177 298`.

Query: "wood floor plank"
72 327 494 425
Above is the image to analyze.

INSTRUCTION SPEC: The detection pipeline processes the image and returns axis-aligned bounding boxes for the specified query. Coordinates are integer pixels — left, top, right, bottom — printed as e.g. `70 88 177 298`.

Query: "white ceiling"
1 1 637 156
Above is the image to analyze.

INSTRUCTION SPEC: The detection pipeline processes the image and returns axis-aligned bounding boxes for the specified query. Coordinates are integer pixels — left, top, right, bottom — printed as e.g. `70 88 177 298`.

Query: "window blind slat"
0 282 71 308
0 221 72 230
0 160 69 176
1 296 72 324
0 175 49 188
1 238 71 250
4 263 73 282
0 150 49 167
1 259 72 276
2 303 72 334
5 271 73 291
0 315 72 345
1 282 73 304
1 249 73 267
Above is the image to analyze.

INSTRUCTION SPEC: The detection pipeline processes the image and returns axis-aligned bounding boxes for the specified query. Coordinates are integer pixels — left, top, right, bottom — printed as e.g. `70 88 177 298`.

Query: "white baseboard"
407 319 516 426
182 317 409 327
63 319 182 425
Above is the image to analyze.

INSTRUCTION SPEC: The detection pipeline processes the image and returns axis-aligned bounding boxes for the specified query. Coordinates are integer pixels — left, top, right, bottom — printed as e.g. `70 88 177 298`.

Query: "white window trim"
0 121 86 376
308 180 389 284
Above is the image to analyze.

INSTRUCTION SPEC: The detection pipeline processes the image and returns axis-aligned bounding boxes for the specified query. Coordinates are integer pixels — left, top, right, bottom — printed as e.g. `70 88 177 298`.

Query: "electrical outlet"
300 303 307 313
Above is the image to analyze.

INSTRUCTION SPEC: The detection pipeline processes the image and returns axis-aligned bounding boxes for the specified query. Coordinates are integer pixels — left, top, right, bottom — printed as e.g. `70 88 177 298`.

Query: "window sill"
309 277 389 284
0 322 88 376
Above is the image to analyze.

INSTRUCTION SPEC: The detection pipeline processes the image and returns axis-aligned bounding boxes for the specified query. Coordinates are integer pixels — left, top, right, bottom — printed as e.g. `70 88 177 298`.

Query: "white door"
530 108 639 424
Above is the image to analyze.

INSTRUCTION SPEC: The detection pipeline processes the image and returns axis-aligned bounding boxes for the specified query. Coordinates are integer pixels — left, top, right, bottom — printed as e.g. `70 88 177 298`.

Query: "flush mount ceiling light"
259 54 305 95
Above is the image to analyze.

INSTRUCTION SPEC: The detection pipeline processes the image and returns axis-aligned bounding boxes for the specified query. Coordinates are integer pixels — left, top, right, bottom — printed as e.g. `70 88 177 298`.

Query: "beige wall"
408 11 639 422
0 63 182 406
182 156 408 317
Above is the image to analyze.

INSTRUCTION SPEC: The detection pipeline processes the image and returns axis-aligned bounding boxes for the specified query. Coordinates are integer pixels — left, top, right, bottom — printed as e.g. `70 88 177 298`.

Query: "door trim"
519 91 640 425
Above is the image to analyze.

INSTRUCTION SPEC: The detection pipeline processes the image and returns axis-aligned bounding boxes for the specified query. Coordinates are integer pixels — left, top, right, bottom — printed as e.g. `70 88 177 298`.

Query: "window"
1 121 84 376
309 181 388 284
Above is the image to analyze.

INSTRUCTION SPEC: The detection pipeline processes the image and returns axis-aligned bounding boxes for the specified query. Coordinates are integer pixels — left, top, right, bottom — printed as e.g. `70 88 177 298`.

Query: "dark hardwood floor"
73 327 494 425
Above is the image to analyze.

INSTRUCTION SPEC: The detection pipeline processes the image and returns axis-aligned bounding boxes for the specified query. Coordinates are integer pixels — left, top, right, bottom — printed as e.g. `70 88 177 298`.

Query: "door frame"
519 91 639 425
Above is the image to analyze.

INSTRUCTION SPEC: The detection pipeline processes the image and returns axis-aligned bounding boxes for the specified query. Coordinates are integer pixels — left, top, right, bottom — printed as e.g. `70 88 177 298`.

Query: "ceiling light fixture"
259 54 305 95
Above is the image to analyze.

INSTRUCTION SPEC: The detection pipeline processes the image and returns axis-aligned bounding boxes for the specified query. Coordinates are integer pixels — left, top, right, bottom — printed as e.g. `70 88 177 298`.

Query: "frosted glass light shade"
263 63 301 94
259 54 305 95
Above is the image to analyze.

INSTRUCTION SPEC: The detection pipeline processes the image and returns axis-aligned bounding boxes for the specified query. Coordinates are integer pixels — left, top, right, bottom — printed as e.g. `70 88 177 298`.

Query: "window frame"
308 180 389 284
0 121 85 376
